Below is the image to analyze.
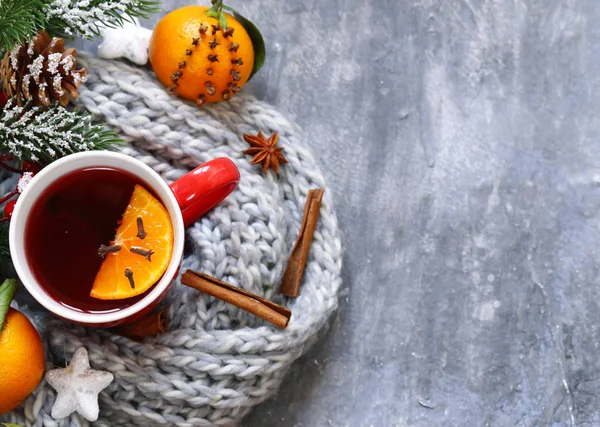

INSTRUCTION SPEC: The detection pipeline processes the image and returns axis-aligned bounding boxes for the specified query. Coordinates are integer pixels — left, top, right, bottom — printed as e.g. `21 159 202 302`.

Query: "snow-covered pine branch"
0 99 122 163
44 0 160 39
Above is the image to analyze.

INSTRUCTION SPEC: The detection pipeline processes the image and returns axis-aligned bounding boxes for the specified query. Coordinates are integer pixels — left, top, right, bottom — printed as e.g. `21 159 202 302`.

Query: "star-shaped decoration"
242 131 289 174
46 347 114 421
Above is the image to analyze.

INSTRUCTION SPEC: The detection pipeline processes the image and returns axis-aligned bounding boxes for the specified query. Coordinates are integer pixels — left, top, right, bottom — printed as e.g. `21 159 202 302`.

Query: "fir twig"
0 99 123 164
0 0 46 55
44 0 161 40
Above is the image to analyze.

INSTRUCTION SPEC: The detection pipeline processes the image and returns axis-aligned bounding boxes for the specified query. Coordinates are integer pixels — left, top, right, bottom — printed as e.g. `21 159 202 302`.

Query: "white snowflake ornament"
98 18 152 65
46 347 114 421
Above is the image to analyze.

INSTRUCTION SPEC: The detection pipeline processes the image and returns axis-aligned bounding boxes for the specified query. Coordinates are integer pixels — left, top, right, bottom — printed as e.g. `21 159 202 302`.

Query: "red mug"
9 151 239 327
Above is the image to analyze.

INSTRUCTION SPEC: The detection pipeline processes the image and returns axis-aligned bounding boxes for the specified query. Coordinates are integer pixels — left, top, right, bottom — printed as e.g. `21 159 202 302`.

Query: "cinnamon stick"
280 189 324 297
181 270 291 329
117 310 168 339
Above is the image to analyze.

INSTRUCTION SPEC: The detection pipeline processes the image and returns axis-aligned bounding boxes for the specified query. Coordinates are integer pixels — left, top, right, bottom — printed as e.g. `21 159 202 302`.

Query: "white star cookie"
97 18 152 65
46 347 114 421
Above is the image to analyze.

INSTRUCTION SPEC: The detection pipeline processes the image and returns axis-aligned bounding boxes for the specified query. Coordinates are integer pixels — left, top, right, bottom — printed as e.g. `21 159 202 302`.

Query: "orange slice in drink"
90 185 174 300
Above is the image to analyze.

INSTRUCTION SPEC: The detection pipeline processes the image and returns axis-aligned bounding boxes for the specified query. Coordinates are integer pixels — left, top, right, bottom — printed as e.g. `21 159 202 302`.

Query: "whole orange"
0 308 45 415
149 5 255 105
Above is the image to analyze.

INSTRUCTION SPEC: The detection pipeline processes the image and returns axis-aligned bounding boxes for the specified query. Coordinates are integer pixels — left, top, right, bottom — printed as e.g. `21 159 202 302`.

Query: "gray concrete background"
81 0 600 425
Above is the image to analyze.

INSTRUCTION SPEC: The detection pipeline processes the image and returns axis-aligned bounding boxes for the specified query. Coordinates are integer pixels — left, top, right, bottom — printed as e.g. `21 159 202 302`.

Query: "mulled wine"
25 167 157 313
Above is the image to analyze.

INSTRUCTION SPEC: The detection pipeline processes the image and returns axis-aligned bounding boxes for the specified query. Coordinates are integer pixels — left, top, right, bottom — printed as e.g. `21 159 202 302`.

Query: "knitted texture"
0 55 342 427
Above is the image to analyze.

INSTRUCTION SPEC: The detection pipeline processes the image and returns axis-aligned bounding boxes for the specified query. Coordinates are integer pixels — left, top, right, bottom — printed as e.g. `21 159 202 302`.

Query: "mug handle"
169 158 240 227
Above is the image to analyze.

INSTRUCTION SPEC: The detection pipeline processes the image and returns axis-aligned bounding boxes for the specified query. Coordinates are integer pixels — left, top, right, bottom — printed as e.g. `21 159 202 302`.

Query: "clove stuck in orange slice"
90 185 174 300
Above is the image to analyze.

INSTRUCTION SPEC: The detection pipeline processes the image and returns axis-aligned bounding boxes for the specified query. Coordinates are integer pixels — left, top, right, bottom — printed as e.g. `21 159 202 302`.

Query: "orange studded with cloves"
149 5 254 105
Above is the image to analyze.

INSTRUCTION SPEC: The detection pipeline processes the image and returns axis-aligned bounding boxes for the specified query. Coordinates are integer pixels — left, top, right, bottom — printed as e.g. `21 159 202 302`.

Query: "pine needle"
0 0 46 55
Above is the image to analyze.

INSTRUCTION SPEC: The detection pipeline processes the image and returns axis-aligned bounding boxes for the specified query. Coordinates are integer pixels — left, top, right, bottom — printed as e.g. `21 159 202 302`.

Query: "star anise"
242 131 288 173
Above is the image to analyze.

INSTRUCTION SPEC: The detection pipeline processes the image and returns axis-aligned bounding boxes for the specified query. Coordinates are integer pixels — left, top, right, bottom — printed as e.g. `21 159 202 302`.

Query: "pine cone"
0 31 87 107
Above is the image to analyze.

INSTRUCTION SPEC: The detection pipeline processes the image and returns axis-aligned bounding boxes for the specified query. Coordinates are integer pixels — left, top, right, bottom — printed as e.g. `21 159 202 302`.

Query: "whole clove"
125 268 135 289
98 244 121 258
170 71 182 83
205 82 216 96
136 217 147 239
130 246 154 262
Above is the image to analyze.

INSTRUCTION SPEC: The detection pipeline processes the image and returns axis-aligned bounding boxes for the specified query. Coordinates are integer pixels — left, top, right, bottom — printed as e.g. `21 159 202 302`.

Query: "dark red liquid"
25 167 154 313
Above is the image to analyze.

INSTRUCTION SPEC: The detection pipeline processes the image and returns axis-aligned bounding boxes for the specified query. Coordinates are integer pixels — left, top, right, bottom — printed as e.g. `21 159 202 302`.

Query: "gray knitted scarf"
0 55 342 427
